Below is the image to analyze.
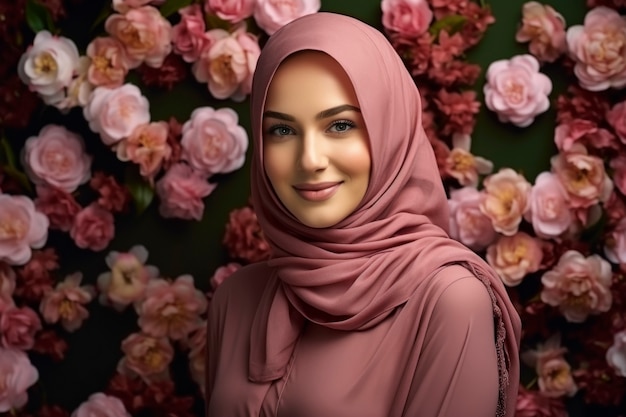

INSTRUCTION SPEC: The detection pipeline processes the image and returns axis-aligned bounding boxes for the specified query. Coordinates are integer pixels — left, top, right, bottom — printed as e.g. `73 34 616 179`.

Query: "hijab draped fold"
248 12 521 416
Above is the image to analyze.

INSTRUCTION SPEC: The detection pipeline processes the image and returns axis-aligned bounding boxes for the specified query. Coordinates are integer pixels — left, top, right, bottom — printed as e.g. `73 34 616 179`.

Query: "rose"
448 186 497 251
522 335 578 399
155 163 217 221
606 329 626 377
606 100 626 144
0 305 42 350
444 133 493 187
486 232 543 287
381 0 433 37
71 393 131 417
112 0 163 13
223 206 271 262
70 203 115 251
116 121 172 181
117 332 173 382
172 4 209 63
553 118 617 153
566 6 626 91
86 37 130 88
515 1 567 63
22 124 92 193
39 272 95 332
17 30 80 105
181 106 248 176
483 54 552 127
210 262 241 290
479 168 531 236
526 171 573 239
0 194 49 266
83 84 150 146
604 217 626 265
610 153 626 196
0 263 16 308
0 347 39 412
253 0 321 35
105 6 173 68
205 0 256 23
540 250 612 323
34 185 82 232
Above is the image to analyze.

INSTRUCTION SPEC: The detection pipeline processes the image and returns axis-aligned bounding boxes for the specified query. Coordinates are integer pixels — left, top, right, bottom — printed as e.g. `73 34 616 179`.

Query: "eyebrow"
263 104 361 122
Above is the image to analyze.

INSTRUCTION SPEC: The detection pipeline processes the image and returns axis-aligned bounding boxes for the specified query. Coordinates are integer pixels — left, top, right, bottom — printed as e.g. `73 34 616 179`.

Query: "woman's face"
262 51 371 228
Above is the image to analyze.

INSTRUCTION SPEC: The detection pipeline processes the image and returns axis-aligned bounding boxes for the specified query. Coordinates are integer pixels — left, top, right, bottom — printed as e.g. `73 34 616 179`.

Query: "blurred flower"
606 99 626 144
606 329 626 377
515 2 567 63
205 0 255 23
604 216 626 265
112 0 162 14
71 393 130 417
526 172 573 239
14 249 57 303
90 172 130 213
487 232 543 287
522 335 578 398
433 89 480 136
381 0 433 37
86 36 130 88
515 386 568 417
0 347 39 412
39 272 95 332
117 332 173 383
155 163 216 221
70 203 115 252
553 118 617 153
116 121 171 182
31 329 68 362
0 305 42 350
172 4 209 63
136 52 189 91
444 133 493 187
223 206 271 263
479 168 531 236
210 262 241 291
34 185 82 232
448 186 497 251
253 0 320 35
0 193 49 265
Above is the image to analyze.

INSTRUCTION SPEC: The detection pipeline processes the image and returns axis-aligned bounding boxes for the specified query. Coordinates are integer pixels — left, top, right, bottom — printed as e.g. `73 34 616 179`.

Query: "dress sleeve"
403 268 499 417
205 291 223 413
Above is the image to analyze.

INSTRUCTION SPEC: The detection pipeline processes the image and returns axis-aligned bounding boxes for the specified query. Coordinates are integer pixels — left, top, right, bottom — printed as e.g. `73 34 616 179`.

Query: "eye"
328 119 356 134
267 124 296 137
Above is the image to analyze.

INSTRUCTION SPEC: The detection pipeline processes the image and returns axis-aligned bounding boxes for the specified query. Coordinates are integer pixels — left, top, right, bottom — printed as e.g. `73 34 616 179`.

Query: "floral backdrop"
1 0 626 416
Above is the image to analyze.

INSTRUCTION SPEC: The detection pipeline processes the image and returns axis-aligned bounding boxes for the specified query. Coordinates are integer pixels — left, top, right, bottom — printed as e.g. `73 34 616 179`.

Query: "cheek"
263 145 292 189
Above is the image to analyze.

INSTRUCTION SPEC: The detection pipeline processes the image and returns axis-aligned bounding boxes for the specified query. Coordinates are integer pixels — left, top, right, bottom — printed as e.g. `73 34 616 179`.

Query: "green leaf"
428 14 467 38
125 165 155 215
25 0 56 33
159 0 194 18
0 137 33 194
206 13 232 31
89 1 114 34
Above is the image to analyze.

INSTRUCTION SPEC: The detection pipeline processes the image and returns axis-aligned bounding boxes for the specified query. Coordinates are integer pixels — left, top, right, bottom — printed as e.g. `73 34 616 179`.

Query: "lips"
293 181 342 201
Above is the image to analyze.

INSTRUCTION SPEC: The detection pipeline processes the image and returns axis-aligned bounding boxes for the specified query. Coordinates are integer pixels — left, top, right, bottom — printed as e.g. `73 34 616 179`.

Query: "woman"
207 12 521 417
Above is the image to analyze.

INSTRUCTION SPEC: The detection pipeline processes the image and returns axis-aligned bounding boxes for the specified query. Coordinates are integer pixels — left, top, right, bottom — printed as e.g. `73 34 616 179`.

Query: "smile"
293 182 342 202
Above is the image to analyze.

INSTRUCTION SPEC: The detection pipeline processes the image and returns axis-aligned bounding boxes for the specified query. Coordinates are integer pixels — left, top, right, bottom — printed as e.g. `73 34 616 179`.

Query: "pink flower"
0 347 39 412
606 329 626 377
480 168 531 236
604 217 626 265
0 305 42 350
187 324 206 395
86 36 130 88
551 144 613 208
554 118 617 152
70 203 115 252
381 0 433 37
117 332 173 383
105 6 172 68
72 392 130 417
22 124 92 193
515 2 567 63
155 163 216 221
181 106 248 176
192 27 260 101
433 89 480 136
17 30 80 105
515 386 568 417
97 245 159 311
606 100 626 143
444 133 493 187
83 84 150 146
484 54 552 127
90 172 130 213
34 185 82 232
0 193 49 266
135 275 208 340
171 4 209 63
0 263 16 308
223 206 271 263
205 0 255 23
253 0 320 35
116 121 171 181
566 6 626 91
210 262 241 291
610 153 626 196
486 232 543 287
540 250 612 322
526 172 573 239
522 335 578 398
448 186 497 251
39 272 95 332
112 0 162 13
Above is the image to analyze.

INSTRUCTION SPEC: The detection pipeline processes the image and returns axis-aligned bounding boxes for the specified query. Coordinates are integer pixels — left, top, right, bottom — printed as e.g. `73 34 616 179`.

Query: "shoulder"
210 262 273 319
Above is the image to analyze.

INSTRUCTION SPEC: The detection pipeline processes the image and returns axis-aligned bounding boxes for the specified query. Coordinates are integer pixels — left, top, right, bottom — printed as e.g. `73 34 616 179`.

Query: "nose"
298 131 328 173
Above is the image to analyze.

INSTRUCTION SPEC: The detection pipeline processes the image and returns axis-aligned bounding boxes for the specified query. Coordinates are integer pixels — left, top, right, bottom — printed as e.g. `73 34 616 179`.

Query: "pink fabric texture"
240 12 521 416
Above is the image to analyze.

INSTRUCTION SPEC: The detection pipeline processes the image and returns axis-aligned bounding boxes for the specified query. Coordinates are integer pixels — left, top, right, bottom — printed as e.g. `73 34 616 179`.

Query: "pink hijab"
249 12 521 416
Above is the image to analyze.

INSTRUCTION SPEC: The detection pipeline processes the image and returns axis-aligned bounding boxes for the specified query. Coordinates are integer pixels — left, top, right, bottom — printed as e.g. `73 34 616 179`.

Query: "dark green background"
9 0 604 415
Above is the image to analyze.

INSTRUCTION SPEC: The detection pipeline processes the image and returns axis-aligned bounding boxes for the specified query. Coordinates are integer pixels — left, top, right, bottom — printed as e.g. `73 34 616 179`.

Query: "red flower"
90 172 130 213
14 249 58 303
223 206 271 263
136 53 189 91
433 89 480 136
32 329 69 361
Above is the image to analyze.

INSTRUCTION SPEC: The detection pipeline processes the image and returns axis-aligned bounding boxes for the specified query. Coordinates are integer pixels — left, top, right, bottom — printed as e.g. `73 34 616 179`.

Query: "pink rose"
70 203 115 251
479 168 531 236
23 124 92 193
71 392 130 417
448 186 497 251
112 0 163 13
117 332 173 383
0 347 39 412
486 232 543 287
192 28 260 101
223 206 271 263
116 121 171 181
606 100 626 143
515 386 568 417
526 172 573 239
155 163 216 221
0 194 49 266
206 0 255 23
444 133 493 187
86 36 130 88
135 275 208 340
105 6 172 68
566 6 626 91
17 30 80 105
381 0 433 37
253 0 320 35
34 185 82 232
541 250 612 322
515 2 567 63
0 263 16 307
522 335 578 398
0 305 42 350
84 84 150 146
172 4 209 63
484 54 552 127
39 272 95 332
181 106 248 176
606 329 626 377
553 118 617 153
604 217 626 265
610 153 626 196
210 262 241 290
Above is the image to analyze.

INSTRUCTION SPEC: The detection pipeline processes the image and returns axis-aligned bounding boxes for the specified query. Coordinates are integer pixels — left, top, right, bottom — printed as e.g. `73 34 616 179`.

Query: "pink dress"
207 263 502 417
